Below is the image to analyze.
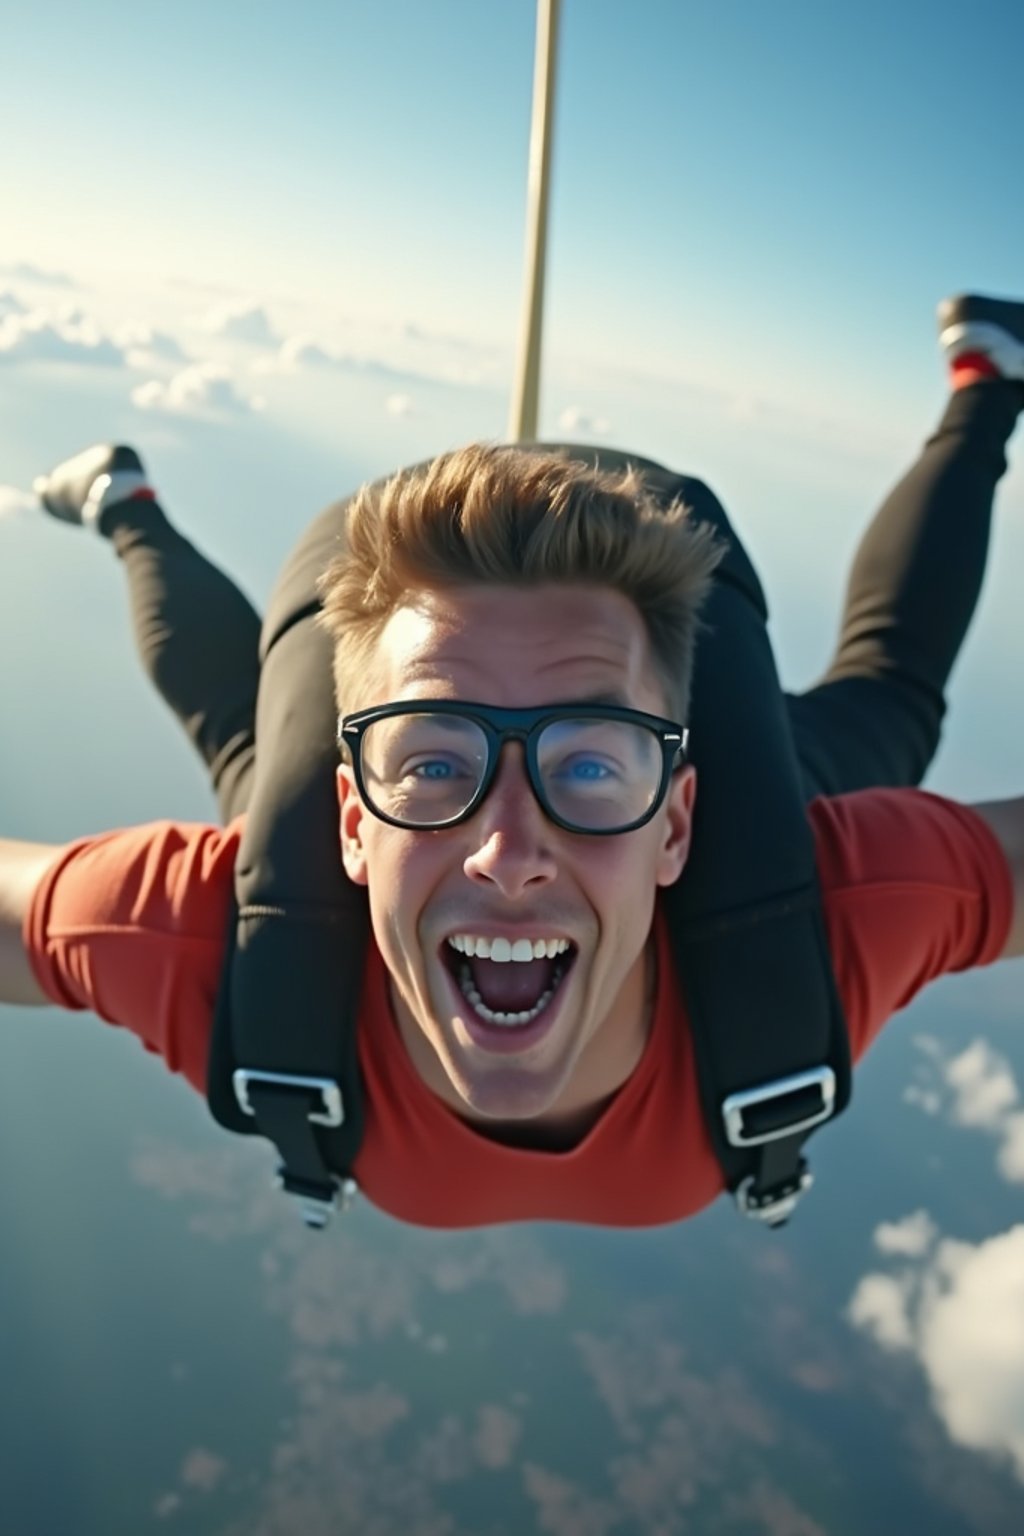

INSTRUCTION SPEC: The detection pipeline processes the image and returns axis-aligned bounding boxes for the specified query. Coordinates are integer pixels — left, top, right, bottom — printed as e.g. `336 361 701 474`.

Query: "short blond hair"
316 443 725 722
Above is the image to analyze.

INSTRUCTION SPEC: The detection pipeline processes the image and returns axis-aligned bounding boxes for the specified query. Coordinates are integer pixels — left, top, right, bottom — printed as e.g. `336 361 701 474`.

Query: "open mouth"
439 940 578 1046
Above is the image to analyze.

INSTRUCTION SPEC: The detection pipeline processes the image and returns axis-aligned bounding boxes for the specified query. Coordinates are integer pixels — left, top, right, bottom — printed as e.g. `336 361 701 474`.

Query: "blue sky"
3 6 1024 1479
2 0 1023 829
6 0 1023 396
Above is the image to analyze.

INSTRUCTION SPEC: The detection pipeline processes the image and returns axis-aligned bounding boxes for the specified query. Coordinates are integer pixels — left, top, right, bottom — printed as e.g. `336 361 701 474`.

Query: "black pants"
105 386 1021 844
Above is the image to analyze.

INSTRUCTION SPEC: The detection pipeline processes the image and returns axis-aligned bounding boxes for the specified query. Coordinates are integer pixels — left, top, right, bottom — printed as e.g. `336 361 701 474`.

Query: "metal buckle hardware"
232 1070 344 1127
721 1066 836 1148
735 1166 814 1226
274 1171 359 1230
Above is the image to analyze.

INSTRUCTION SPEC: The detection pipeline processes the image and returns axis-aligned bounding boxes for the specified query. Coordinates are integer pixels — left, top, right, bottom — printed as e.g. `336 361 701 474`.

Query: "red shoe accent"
951 351 1002 388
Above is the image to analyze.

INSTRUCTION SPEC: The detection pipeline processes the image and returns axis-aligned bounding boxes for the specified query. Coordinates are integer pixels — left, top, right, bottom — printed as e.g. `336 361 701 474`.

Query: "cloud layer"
558 405 612 437
131 361 260 417
905 1035 1024 1187
0 261 74 288
849 1214 1024 1483
203 301 280 346
0 306 125 366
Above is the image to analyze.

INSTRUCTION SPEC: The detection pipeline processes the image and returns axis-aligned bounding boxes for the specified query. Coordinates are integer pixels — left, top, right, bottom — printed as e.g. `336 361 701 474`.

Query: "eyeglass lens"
358 712 664 830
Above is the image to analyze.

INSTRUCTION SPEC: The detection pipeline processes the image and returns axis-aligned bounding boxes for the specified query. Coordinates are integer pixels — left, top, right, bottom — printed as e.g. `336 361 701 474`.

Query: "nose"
462 743 558 895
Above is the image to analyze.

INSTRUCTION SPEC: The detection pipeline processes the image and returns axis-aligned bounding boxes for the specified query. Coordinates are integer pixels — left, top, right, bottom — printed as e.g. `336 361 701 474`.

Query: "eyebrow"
402 691 636 713
560 690 634 709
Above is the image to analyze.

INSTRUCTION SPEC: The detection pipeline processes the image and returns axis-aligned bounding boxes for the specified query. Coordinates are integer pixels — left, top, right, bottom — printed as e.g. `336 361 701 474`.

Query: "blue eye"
554 757 616 783
405 757 476 781
412 760 454 779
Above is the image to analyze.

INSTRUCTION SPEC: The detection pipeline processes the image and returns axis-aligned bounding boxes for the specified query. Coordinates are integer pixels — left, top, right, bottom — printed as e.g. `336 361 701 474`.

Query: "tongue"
467 955 557 1013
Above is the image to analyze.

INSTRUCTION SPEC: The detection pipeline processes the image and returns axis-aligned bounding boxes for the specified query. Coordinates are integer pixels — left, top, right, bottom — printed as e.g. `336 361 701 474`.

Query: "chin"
445 1056 571 1124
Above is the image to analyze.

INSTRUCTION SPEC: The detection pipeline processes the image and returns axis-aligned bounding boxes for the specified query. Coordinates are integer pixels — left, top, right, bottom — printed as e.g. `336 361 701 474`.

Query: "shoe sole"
938 295 1024 381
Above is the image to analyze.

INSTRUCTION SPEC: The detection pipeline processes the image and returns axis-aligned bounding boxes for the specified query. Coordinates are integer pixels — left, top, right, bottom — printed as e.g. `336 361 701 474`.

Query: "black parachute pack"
207 448 852 1228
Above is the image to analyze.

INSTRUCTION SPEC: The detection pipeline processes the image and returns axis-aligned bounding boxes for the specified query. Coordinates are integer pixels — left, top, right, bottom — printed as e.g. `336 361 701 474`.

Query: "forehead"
374 584 664 711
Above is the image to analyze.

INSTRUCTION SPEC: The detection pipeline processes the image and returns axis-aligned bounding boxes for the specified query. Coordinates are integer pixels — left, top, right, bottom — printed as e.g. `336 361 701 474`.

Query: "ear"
655 765 697 887
337 763 369 886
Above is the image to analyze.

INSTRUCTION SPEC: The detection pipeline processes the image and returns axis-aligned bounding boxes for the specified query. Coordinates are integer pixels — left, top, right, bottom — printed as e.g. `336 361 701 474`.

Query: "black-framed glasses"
337 699 689 836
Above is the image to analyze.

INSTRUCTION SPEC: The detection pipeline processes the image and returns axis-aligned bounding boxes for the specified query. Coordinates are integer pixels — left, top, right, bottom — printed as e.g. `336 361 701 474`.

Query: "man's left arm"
968 798 1024 960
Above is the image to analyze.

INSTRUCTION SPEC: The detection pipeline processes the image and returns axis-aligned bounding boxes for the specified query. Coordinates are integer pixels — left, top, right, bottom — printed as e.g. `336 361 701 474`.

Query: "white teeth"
446 934 571 961
455 960 566 1027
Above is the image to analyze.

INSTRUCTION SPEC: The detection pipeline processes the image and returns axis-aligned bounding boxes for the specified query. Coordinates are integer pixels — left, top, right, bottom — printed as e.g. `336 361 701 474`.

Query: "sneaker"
34 444 152 533
937 294 1024 381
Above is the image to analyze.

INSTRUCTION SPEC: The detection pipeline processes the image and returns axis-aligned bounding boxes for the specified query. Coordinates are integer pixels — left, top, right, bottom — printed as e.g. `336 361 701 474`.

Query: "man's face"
336 584 696 1134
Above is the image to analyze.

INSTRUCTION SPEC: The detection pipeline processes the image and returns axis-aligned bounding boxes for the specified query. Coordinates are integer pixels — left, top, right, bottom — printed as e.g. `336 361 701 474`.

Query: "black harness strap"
208 893 370 1223
659 480 851 1223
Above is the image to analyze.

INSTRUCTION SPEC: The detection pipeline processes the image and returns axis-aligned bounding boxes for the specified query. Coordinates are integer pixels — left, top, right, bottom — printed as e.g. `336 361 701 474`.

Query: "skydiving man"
1 294 1022 1228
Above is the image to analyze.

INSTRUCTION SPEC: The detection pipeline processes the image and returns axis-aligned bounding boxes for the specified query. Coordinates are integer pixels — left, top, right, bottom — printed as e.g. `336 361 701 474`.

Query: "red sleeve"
810 789 1014 1062
23 818 242 1094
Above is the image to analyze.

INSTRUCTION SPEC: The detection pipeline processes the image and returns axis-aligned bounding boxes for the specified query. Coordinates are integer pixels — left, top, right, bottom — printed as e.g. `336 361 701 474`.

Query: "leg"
786 378 1023 799
234 496 348 901
36 445 262 823
105 500 262 822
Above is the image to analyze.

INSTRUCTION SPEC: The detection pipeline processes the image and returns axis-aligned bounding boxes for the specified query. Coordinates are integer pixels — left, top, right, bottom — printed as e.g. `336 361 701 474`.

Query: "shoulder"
35 817 244 940
807 789 1013 1060
26 817 245 1097
808 788 1010 918
27 817 244 1015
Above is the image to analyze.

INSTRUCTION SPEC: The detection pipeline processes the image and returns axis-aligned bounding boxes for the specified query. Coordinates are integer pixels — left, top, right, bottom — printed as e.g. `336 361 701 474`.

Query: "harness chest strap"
208 896 369 1226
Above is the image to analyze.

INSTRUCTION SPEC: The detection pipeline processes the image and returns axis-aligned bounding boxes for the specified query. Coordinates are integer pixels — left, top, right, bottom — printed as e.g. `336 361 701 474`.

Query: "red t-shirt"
23 789 1012 1228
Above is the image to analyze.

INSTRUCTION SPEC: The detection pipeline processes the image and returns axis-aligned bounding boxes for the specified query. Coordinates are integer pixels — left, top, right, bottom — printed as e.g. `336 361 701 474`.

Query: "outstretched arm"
0 839 65 1005
970 798 1024 959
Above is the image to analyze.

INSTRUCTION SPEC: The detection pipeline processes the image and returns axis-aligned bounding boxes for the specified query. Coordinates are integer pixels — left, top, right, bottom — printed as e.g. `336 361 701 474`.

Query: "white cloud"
847 1271 916 1351
251 333 336 375
386 393 415 417
557 405 612 437
874 1209 938 1258
252 331 480 395
0 289 26 319
1 261 74 288
180 1448 227 1492
473 1405 521 1470
905 1036 1024 1186
902 1085 942 1116
919 1229 1024 1479
0 484 36 521
849 1219 1024 1482
0 307 124 366
945 1040 1018 1129
114 323 189 367
131 361 257 417
203 301 279 346
996 1113 1024 1184
278 334 333 370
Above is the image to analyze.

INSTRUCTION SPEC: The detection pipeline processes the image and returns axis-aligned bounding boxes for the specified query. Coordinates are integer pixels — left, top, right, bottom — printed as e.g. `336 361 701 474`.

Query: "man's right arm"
0 839 66 1006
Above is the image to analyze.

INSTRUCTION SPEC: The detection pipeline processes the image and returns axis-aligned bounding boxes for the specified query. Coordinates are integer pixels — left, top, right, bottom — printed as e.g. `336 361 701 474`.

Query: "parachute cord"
508 0 562 443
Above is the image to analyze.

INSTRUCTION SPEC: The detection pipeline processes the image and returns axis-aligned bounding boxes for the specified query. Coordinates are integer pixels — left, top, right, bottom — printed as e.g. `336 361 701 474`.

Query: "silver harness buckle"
721 1067 836 1226
721 1067 836 1148
232 1069 344 1127
232 1071 355 1229
734 1166 814 1226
